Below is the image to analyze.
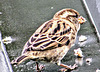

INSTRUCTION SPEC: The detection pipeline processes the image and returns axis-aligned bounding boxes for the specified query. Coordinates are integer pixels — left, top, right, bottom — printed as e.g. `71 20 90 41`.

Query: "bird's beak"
78 16 86 24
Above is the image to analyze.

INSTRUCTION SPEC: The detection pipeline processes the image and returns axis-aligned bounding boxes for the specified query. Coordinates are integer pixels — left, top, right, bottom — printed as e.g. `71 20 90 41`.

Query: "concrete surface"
0 0 100 72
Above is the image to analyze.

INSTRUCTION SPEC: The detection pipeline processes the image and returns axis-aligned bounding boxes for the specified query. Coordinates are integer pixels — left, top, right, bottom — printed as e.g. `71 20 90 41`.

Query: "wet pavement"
0 0 100 72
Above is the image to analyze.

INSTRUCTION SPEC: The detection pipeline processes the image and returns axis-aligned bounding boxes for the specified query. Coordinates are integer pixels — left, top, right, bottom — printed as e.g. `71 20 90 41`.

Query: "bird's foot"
36 64 45 72
69 64 78 70
59 64 78 72
59 68 68 72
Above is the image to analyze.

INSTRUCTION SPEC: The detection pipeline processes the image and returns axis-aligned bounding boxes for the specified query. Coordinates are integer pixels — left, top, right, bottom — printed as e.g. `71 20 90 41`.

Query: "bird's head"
53 8 86 24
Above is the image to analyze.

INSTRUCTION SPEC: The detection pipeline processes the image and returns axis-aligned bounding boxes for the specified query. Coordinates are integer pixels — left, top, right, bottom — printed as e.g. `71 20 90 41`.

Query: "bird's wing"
22 19 75 53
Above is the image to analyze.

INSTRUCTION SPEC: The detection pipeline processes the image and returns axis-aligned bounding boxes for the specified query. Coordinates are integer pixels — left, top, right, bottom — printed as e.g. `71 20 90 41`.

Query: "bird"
11 8 86 71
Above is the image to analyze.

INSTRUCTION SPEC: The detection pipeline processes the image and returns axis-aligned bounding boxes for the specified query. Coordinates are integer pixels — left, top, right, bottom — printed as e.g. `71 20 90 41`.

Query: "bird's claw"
69 64 78 70
39 64 45 71
59 64 78 72
36 64 45 72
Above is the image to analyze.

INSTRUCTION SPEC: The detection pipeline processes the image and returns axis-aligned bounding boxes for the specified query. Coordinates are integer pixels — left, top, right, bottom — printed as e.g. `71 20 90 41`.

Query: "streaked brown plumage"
11 8 86 71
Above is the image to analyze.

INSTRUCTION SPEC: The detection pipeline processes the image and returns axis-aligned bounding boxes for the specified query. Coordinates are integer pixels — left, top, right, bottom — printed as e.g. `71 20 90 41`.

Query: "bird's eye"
73 14 78 18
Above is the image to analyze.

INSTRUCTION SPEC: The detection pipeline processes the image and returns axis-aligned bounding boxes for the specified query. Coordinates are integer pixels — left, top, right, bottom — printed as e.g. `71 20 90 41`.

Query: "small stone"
0 12 2 15
21 69 23 71
51 7 54 9
2 36 13 44
79 35 87 42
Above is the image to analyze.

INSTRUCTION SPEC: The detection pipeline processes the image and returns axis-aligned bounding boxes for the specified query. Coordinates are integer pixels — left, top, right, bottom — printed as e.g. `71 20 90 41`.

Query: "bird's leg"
57 61 78 71
36 62 45 72
60 63 78 70
36 62 40 71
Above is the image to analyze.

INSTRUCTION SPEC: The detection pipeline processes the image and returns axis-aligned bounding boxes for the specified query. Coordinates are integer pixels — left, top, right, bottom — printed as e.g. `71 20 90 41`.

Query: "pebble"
0 12 2 15
79 35 87 42
51 7 54 9
2 36 13 44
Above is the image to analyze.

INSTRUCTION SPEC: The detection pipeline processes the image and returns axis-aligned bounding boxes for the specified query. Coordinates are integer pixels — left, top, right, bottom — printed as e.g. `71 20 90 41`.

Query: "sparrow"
11 8 86 71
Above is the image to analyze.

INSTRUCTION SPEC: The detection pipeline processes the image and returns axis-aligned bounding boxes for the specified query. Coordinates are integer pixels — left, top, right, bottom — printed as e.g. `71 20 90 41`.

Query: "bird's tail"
11 55 29 65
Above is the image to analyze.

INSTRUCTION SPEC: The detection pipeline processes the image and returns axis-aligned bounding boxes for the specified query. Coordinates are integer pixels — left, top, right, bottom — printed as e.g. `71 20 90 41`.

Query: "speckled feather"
22 9 80 53
11 8 86 65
